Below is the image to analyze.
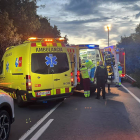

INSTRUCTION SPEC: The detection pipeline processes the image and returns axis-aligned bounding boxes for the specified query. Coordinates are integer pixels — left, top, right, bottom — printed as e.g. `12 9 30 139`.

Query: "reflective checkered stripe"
53 87 72 95
32 87 72 97
21 95 27 101
8 93 17 99
84 91 88 94
31 42 65 47
67 48 75 53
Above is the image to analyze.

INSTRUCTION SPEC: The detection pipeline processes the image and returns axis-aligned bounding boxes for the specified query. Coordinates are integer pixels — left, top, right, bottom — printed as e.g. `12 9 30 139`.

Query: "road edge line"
30 119 54 140
19 102 62 140
121 84 140 103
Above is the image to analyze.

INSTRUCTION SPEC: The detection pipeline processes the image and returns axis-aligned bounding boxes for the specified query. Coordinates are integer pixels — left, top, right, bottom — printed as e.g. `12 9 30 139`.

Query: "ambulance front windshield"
31 53 69 74
79 49 101 67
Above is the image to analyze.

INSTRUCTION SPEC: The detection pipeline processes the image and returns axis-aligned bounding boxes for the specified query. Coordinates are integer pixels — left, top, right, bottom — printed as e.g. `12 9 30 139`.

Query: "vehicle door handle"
54 79 60 81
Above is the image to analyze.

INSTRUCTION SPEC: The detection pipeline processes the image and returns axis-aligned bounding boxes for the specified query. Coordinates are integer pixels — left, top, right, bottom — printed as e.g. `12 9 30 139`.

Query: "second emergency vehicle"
100 45 126 85
68 44 104 93
0 37 75 107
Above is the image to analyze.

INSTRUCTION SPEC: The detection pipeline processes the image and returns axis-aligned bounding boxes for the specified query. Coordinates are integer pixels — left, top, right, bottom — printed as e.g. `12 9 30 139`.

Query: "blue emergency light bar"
104 46 114 49
79 44 99 48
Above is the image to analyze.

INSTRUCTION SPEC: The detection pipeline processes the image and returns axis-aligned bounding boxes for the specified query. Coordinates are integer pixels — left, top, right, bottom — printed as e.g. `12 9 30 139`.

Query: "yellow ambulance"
0 37 74 107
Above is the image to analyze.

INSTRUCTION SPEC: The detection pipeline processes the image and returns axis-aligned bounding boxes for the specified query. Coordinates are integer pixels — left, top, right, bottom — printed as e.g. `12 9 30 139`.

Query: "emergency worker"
118 62 122 86
105 54 111 65
94 61 108 99
85 60 95 82
111 54 115 66
80 64 90 98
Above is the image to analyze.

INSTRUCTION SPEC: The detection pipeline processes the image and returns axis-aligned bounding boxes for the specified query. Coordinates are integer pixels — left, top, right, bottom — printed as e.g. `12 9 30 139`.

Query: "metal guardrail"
125 74 136 83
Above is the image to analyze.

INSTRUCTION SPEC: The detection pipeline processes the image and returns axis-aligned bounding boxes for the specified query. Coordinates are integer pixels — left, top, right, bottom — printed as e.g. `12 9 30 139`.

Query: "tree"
0 0 68 59
117 24 140 74
0 12 21 60
34 17 61 38
0 0 40 41
52 25 61 38
64 35 69 45
34 17 53 37
135 23 140 35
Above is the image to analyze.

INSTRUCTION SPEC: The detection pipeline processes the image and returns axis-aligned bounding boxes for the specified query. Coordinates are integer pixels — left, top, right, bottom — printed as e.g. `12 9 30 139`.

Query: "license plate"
37 91 50 96
108 76 111 78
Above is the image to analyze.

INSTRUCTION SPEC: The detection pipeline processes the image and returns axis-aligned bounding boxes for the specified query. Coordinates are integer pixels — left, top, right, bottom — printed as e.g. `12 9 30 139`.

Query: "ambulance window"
0 61 3 74
31 53 69 74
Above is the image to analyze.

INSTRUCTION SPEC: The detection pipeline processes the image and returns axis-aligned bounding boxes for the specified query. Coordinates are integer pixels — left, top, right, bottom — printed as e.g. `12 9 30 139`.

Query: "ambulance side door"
72 48 77 86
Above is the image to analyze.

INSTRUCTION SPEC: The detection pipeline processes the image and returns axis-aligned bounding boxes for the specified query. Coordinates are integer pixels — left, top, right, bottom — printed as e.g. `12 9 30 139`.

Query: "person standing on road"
85 60 95 83
94 61 108 99
118 62 122 86
80 64 90 98
85 60 96 95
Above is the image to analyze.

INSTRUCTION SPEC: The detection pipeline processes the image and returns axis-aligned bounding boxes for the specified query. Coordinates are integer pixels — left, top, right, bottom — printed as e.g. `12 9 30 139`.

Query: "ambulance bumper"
26 88 74 102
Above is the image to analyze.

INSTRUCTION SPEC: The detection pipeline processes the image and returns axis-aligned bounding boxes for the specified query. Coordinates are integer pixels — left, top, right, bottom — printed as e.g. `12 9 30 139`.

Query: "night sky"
37 0 140 48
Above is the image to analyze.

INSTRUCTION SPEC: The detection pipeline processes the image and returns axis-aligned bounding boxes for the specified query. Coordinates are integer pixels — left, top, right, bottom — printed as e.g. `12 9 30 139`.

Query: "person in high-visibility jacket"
118 62 122 86
80 64 91 98
85 60 95 83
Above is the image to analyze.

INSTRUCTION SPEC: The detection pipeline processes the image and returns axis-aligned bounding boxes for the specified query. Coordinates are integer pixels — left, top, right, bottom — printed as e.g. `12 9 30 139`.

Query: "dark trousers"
97 79 105 98
83 78 90 91
108 84 110 91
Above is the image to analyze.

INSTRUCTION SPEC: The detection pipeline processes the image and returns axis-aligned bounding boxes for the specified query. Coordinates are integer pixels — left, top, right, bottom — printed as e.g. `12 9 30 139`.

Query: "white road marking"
30 119 54 140
19 102 62 140
121 84 140 103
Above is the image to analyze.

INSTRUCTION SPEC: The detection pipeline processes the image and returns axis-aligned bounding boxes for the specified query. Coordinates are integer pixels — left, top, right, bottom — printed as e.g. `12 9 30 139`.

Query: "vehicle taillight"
26 75 32 91
77 70 80 83
120 74 125 77
71 72 74 86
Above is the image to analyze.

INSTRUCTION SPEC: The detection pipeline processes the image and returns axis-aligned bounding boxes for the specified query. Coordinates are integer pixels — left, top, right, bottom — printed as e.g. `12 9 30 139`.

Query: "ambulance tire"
0 110 11 140
16 91 27 107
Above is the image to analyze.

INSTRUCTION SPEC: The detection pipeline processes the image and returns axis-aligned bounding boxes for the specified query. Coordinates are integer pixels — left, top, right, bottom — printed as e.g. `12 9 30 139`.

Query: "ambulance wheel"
0 110 11 140
17 93 26 108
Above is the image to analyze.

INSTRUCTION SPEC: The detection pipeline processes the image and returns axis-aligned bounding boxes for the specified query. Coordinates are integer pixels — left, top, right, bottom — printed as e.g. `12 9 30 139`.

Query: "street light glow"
104 24 112 47
104 25 111 31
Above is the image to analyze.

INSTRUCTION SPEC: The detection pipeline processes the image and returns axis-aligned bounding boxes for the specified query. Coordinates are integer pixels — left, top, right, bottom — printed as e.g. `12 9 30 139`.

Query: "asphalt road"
9 82 140 140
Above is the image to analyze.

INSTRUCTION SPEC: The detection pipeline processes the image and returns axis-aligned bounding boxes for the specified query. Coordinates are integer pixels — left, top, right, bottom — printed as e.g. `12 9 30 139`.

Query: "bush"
130 73 140 88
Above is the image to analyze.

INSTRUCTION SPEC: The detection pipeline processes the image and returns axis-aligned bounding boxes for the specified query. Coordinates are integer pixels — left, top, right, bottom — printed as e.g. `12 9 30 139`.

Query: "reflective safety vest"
118 65 122 75
85 60 95 69
80 67 89 79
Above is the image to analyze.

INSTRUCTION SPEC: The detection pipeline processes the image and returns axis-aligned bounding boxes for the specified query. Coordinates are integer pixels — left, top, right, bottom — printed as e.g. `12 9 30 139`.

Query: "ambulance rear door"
67 47 77 87
52 47 72 94
30 47 54 97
